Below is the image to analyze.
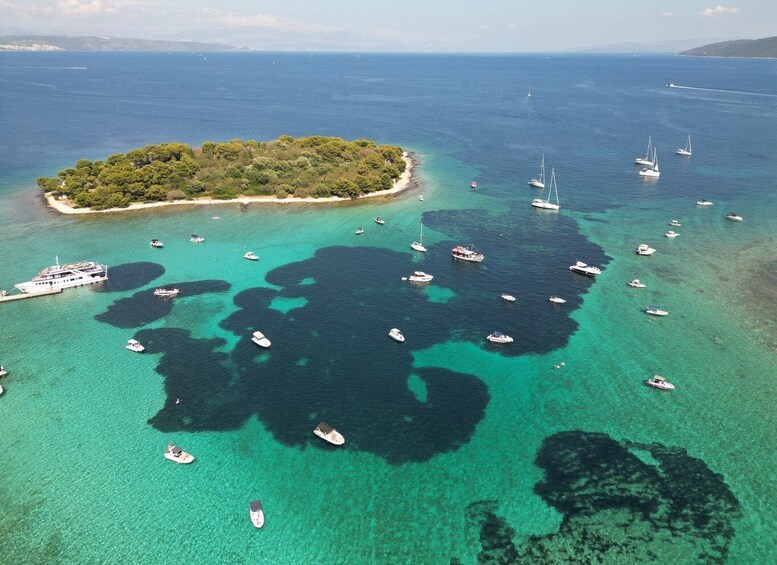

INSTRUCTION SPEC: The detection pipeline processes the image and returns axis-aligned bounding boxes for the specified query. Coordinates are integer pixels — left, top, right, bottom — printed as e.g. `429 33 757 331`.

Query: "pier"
0 288 63 303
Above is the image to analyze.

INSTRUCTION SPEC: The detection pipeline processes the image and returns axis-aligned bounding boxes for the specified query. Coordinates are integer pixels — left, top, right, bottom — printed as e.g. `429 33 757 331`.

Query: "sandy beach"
45 152 415 215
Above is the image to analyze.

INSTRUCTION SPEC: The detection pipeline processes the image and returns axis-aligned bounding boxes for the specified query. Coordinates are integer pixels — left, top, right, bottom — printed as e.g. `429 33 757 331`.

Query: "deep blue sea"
1 52 776 563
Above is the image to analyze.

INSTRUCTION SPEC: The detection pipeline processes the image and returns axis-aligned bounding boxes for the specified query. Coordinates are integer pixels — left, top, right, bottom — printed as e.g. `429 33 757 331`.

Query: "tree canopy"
38 137 407 210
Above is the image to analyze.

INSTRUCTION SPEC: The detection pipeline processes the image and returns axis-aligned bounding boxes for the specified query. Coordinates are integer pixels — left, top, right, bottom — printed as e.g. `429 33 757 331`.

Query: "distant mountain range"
0 35 238 52
573 38 722 54
679 36 777 58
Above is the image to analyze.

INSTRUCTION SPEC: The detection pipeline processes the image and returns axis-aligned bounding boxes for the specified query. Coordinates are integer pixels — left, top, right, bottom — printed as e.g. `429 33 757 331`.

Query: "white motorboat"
0 384 4 396
628 279 646 288
645 305 669 316
126 339 145 353
501 293 517 302
636 244 656 256
154 288 179 297
189 234 205 243
639 148 660 178
646 375 675 390
669 220 681 227
569 261 601 276
314 422 345 445
251 331 271 348
15 257 108 294
696 199 713 207
355 227 364 235
665 231 679 238
212 216 220 220
244 251 259 261
374 217 385 225
249 500 265 529
150 239 164 248
0 365 7 378
725 212 743 222
549 296 567 304
451 244 484 262
419 195 424 201
531 167 560 210
164 444 195 464
635 136 654 166
487 331 513 344
408 271 433 283
528 154 546 188
676 133 692 157
410 223 427 252
471 181 477 190
388 328 405 342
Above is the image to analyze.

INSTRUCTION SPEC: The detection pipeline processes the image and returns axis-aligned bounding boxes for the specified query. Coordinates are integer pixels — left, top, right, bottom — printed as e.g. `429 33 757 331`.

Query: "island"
0 35 237 52
37 136 412 214
679 36 777 59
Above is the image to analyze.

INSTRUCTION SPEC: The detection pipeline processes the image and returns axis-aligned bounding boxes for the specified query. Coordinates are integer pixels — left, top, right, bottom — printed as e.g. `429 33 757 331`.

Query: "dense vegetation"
679 36 777 58
38 136 407 210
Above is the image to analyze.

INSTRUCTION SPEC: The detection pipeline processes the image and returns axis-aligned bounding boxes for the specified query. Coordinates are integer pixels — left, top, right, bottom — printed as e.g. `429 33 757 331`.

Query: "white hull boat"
164 444 195 464
636 244 656 256
374 217 385 225
549 296 567 304
154 288 179 297
249 501 265 528
407 271 433 283
388 328 405 342
628 279 646 288
410 223 427 252
646 375 675 390
15 257 108 294
635 136 654 166
150 239 164 248
501 294 517 302
487 331 513 344
569 261 601 276
531 167 560 210
244 252 259 261
696 200 713 207
314 422 345 445
251 331 271 348
189 235 205 243
669 220 681 227
725 213 743 222
126 339 145 353
451 245 484 262
528 154 545 188
646 305 669 316
665 231 679 238
676 133 692 157
639 148 660 178
355 228 364 235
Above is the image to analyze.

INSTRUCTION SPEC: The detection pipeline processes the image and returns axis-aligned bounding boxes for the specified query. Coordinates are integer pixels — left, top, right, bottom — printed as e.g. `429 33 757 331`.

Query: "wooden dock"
0 288 63 303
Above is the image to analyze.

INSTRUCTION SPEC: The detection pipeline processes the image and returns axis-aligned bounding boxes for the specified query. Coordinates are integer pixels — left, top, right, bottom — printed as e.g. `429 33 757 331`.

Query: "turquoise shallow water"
1 52 776 563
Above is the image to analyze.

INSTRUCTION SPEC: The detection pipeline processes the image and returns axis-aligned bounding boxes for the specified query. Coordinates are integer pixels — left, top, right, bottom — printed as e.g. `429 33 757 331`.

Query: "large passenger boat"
15 257 108 294
451 244 484 262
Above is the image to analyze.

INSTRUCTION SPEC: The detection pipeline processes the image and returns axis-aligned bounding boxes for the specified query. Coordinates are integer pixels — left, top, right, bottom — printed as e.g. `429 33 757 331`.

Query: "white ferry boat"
451 244 484 262
569 261 601 276
314 422 345 445
15 257 108 294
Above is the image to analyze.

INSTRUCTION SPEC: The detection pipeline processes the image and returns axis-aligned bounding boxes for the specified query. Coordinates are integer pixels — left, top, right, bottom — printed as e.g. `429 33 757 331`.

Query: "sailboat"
410 223 427 252
527 86 532 98
676 133 692 156
639 148 660 178
531 167 560 210
635 136 654 166
528 154 545 188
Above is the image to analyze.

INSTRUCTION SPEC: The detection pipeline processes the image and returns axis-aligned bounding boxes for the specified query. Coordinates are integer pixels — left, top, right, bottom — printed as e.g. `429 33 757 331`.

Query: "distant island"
679 36 777 59
0 35 238 52
38 136 411 213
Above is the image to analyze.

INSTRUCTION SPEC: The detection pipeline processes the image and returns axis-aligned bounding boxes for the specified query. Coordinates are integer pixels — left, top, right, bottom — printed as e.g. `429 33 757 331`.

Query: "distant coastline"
45 152 415 215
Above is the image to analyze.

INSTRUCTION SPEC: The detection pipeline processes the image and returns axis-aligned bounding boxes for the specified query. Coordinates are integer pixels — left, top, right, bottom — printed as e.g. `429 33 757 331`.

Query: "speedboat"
666 83 675 88
419 195 424 201
669 220 681 227
244 251 259 261
189 234 205 243
150 239 164 248
249 500 265 529
126 339 145 353
451 244 484 262
725 212 743 222
471 181 477 190
164 444 195 464
646 375 675 390
628 279 646 288
549 296 567 304
696 199 713 206
374 217 385 225
388 328 405 342
501 293 517 302
636 244 656 256
355 227 364 235
569 261 601 276
0 365 7 378
314 422 345 445
154 288 179 297
487 331 513 344
251 331 271 348
407 271 433 283
645 305 668 316
665 231 679 238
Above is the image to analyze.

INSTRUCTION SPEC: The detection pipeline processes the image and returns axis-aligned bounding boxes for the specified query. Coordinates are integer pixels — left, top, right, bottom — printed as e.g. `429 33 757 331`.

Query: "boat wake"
667 84 777 98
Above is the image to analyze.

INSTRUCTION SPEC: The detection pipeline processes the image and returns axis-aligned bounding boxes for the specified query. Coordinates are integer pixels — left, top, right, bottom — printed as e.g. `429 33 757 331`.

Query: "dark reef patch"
466 500 519 564
94 262 165 292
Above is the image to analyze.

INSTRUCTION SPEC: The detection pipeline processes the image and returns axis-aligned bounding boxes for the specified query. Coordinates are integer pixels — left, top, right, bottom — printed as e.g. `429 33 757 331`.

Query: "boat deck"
0 288 63 303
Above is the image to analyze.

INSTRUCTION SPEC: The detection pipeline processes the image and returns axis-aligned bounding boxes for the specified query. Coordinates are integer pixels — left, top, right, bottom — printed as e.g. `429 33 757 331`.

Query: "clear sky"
1 0 774 51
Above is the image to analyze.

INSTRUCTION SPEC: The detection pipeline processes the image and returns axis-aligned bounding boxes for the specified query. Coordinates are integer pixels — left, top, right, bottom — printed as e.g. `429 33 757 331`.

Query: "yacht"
355 227 364 235
15 257 108 294
549 296 567 304
676 133 692 157
487 331 513 344
528 154 546 188
374 217 385 225
314 422 345 445
635 136 654 166
501 293 517 302
407 271 433 283
451 244 484 263
251 331 271 348
189 234 205 243
669 220 681 227
154 288 179 297
249 500 265 529
646 375 675 390
410 223 427 253
150 239 164 248
126 339 145 353
645 305 669 316
726 212 743 222
665 231 679 238
638 148 660 178
531 167 560 210
569 261 601 276
164 444 195 464
388 328 405 342
628 279 646 288
636 244 656 256
244 251 259 261
696 199 714 207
